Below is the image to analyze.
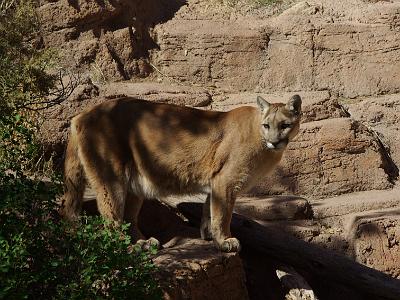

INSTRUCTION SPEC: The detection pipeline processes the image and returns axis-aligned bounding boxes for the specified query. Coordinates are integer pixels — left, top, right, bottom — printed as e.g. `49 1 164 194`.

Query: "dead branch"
17 69 80 111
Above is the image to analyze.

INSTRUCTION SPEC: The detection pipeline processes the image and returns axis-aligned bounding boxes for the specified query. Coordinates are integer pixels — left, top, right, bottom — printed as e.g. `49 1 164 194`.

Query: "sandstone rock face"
245 188 400 281
37 0 186 81
259 2 400 98
100 82 211 107
312 22 400 98
152 0 400 98
308 188 400 279
153 20 268 91
38 0 400 97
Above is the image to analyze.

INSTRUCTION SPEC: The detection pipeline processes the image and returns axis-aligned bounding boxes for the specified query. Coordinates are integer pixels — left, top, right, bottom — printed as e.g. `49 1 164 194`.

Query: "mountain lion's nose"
266 141 280 149
271 141 280 147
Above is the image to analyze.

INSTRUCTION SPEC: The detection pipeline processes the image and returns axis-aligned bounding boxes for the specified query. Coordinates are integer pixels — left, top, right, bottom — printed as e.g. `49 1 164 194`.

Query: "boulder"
235 196 313 222
155 240 248 300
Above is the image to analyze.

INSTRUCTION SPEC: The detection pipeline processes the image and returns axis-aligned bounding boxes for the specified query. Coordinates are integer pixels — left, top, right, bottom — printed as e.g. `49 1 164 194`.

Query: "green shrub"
0 114 41 174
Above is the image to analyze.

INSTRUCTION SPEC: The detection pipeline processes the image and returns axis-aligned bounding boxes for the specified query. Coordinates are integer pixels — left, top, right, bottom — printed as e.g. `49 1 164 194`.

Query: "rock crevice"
338 101 399 184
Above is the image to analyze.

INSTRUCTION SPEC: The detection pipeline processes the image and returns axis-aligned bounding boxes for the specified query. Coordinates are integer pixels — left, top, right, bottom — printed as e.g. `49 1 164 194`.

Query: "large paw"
135 237 161 251
219 237 241 253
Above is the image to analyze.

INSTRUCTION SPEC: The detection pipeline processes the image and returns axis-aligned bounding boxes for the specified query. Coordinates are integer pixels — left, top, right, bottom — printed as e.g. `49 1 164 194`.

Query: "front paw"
219 237 241 253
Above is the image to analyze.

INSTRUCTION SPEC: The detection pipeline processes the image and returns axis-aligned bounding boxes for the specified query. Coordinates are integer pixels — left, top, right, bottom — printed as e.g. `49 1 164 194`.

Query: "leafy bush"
0 1 162 299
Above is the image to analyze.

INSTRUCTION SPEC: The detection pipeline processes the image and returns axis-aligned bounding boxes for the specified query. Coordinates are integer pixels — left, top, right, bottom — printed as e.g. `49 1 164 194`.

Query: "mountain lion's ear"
257 96 270 113
286 95 302 116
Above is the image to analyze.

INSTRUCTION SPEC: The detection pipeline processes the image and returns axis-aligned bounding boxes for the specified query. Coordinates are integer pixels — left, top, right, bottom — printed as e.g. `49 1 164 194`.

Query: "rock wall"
310 188 400 279
38 0 186 80
152 1 400 98
152 20 268 91
258 2 400 98
37 0 400 98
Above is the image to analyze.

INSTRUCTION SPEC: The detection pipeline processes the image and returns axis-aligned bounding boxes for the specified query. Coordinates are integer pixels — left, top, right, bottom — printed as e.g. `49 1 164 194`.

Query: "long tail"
60 120 86 220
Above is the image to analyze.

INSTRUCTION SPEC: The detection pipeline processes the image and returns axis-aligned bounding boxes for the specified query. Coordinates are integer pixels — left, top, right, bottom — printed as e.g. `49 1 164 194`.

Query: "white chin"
266 142 275 149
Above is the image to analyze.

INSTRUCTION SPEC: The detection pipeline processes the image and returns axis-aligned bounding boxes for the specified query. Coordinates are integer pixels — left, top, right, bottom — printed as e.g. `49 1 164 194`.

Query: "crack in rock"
338 102 399 184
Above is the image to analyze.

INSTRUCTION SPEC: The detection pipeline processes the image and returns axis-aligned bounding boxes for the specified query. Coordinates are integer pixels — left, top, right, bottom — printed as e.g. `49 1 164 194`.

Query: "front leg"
210 181 241 253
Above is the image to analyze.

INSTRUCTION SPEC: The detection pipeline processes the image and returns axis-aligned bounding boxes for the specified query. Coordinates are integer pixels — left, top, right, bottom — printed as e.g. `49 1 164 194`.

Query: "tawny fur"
61 95 302 252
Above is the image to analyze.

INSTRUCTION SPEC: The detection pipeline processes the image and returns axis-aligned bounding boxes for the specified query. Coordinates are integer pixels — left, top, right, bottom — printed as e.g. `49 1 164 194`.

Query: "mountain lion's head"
256 94 302 150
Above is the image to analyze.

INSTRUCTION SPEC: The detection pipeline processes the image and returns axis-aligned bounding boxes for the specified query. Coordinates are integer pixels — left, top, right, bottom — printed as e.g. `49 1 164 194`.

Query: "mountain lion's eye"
263 124 270 129
281 123 292 130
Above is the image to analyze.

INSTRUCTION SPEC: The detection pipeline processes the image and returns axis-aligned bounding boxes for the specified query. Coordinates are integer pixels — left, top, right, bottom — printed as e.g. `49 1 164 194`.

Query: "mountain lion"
61 94 302 252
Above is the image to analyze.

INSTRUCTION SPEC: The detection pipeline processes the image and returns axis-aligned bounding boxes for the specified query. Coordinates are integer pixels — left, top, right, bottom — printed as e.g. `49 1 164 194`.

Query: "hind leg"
76 128 129 225
79 154 127 224
61 136 86 221
124 193 145 241
94 180 127 224
61 173 85 221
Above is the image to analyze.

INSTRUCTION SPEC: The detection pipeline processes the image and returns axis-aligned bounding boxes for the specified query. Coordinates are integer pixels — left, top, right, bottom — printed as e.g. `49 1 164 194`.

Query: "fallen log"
176 202 400 300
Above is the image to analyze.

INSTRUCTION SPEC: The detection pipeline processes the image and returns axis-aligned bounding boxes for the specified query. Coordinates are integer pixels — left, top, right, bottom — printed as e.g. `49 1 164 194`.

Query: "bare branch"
17 69 80 111
0 0 17 16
